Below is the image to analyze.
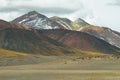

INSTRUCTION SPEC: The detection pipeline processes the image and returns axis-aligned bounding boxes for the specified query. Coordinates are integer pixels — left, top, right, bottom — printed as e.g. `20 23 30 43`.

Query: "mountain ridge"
39 29 120 54
0 20 120 55
11 11 65 29
11 11 120 48
80 25 120 48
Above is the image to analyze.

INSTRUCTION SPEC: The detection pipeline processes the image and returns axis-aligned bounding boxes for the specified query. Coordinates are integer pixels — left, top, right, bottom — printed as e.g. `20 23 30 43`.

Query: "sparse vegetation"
0 56 120 80
0 49 29 58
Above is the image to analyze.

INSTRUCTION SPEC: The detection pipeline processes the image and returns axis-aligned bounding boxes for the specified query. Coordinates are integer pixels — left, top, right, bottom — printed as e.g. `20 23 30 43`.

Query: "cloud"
0 6 78 14
62 9 94 21
0 0 87 20
108 0 120 6
5 0 83 9
0 0 84 14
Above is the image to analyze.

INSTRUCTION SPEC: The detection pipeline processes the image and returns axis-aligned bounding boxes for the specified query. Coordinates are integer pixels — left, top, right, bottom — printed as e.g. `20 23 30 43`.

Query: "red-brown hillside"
80 25 120 48
39 29 120 54
0 20 119 55
0 20 30 30
0 20 79 56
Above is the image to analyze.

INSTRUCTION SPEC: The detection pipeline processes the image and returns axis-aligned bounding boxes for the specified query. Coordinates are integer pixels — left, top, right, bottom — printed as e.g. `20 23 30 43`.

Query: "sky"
0 0 120 32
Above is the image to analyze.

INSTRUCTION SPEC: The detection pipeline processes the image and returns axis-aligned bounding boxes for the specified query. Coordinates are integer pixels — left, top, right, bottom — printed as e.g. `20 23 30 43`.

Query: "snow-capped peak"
11 11 64 29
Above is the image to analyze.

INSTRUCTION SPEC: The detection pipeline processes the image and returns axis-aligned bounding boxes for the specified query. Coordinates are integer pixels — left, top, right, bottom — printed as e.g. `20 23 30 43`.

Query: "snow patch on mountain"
11 11 64 30
19 19 28 24
112 32 120 38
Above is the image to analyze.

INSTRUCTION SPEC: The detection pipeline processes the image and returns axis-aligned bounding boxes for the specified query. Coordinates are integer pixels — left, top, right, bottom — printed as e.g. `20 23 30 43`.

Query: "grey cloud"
1 0 83 15
0 6 78 14
0 8 20 12
108 0 120 6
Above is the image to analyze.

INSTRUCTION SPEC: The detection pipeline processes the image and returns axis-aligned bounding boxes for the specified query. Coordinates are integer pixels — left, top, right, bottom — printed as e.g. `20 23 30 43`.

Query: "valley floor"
0 56 120 80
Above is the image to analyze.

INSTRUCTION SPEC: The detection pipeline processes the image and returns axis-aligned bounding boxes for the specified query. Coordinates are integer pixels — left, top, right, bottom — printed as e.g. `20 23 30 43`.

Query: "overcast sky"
0 0 120 31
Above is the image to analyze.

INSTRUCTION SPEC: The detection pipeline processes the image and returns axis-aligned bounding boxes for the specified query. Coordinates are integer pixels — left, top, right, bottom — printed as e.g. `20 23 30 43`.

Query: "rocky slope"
11 11 89 30
39 29 120 54
50 16 120 48
50 16 89 30
0 20 80 56
11 11 65 29
11 11 120 49
50 16 73 30
80 25 120 48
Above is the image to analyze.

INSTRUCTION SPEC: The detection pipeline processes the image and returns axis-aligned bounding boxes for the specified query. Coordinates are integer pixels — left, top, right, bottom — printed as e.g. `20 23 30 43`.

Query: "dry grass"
0 56 120 80
0 49 29 58
0 70 120 80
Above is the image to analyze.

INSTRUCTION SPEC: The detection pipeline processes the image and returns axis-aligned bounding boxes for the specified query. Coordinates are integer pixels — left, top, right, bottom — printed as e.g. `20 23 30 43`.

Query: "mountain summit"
11 11 120 48
12 11 65 29
50 17 89 30
73 18 89 27
50 16 73 30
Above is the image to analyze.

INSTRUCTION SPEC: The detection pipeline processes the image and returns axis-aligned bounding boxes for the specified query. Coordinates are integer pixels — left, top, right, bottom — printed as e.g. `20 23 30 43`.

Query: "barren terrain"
0 56 120 80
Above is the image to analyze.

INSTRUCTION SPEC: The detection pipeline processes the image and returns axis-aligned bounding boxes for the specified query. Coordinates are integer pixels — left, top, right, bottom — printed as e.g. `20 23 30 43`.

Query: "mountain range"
0 11 119 60
11 11 120 48
0 20 119 55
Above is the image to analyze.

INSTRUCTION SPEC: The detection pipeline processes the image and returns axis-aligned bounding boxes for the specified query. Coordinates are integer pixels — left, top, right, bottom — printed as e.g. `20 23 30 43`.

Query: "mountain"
1 20 120 56
0 20 82 56
72 18 89 30
39 29 120 54
0 29 76 56
11 11 65 29
50 16 120 48
80 25 120 48
11 11 89 30
50 17 89 30
11 11 120 48
50 16 73 30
